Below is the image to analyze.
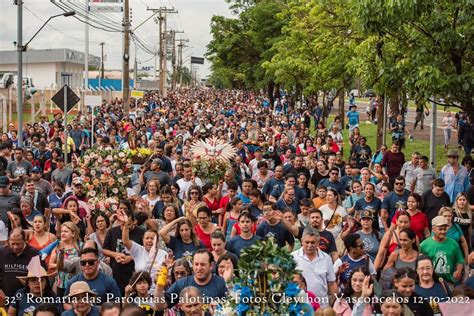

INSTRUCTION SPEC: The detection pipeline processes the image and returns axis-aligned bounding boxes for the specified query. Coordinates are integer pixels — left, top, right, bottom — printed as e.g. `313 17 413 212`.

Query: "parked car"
349 89 360 97
0 72 15 89
363 89 376 97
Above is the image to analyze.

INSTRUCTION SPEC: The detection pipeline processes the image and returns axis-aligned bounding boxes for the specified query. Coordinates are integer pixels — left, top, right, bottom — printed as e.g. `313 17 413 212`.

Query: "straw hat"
68 281 97 297
16 267 55 285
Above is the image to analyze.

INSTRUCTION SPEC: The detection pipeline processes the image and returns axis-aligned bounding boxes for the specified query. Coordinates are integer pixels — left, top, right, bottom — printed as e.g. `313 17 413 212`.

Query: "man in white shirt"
176 164 203 200
400 152 420 190
292 227 337 308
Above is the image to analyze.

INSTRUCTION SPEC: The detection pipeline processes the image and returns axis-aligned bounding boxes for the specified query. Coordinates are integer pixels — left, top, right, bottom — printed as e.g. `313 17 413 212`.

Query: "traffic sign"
131 90 145 98
191 57 205 64
51 85 80 113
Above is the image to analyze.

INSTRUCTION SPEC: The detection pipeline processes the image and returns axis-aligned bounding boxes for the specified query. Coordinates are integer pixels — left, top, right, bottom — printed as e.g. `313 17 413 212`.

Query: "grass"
354 97 460 113
314 115 447 171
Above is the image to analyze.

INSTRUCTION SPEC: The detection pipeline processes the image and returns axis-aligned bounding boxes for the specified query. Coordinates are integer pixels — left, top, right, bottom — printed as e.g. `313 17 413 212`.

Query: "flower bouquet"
190 136 237 183
218 240 313 316
126 148 153 164
191 159 230 184
77 148 133 214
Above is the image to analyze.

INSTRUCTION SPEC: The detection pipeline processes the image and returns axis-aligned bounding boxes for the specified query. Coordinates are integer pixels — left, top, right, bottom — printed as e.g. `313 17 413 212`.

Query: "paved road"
332 98 459 145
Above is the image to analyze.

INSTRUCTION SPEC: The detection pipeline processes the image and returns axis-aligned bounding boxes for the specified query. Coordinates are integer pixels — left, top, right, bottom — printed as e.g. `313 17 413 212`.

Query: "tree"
352 0 474 119
264 0 361 127
206 0 288 102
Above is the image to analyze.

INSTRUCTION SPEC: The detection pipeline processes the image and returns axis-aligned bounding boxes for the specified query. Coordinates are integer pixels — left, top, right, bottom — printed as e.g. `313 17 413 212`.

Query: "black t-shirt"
421 189 451 224
102 225 144 291
311 171 329 186
0 245 41 298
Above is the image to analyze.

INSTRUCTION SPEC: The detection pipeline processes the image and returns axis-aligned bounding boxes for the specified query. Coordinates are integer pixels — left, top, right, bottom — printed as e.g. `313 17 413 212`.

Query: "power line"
24 5 106 44
51 0 122 32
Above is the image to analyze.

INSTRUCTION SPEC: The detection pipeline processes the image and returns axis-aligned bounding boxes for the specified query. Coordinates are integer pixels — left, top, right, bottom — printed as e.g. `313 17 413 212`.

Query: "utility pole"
84 0 89 91
133 42 138 89
122 0 130 114
100 42 105 80
170 30 184 90
16 0 24 147
147 7 177 97
177 39 189 87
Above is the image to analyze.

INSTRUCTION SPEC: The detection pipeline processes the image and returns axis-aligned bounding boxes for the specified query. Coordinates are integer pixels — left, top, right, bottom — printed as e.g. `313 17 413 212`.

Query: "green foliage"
206 1 288 91
208 0 474 118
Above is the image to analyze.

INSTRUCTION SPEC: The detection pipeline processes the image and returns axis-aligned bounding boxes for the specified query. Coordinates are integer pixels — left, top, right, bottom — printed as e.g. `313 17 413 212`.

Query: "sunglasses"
80 259 97 266
190 192 199 195
395 182 404 185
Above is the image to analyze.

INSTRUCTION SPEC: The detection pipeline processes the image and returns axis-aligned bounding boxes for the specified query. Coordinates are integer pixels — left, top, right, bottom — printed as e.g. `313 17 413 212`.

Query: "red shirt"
392 210 428 240
203 196 220 211
194 224 212 251
382 151 405 178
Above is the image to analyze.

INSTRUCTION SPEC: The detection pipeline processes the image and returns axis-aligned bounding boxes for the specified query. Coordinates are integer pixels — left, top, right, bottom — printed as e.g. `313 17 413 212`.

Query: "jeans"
444 128 451 146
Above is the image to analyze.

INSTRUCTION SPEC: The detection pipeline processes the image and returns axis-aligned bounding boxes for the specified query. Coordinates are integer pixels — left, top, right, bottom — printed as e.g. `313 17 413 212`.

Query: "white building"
0 48 99 89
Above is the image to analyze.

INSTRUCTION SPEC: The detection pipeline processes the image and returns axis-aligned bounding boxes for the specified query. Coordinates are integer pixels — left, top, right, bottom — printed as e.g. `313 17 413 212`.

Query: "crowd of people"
0 88 473 316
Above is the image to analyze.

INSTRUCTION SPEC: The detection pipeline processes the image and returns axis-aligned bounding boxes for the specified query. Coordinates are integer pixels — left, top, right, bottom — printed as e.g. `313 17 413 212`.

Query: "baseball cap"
0 176 9 188
360 210 373 219
152 158 163 167
72 177 83 186
431 215 448 227
31 166 42 173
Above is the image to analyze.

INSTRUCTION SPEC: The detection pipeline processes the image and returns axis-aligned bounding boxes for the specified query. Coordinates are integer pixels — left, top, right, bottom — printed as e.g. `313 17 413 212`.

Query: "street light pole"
15 4 75 147
100 42 105 80
17 0 23 147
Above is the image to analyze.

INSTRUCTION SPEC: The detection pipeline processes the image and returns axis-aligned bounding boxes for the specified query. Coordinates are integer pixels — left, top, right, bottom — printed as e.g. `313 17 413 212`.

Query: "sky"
0 0 233 78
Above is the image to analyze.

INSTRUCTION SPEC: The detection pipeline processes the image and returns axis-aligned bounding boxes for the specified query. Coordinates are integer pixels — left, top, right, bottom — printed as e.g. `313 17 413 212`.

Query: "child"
312 186 327 209
222 197 243 241
298 199 312 226
124 271 155 315
217 181 239 227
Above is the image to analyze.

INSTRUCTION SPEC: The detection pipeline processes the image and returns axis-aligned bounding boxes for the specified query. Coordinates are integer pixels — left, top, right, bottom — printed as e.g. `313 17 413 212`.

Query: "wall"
0 62 85 89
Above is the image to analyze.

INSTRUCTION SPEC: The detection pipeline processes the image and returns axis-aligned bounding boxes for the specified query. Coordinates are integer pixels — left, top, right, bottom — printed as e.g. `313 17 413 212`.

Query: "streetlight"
16 2 75 147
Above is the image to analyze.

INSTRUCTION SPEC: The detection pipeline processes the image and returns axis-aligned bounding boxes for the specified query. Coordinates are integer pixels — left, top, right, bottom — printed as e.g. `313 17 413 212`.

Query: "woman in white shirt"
319 188 347 239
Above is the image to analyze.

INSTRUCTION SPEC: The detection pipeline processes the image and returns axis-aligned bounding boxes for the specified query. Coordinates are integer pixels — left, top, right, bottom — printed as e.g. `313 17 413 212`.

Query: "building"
0 48 100 89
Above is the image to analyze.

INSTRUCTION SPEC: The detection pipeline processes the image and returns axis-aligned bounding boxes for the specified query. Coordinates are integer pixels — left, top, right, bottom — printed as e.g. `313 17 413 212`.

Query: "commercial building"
0 48 99 89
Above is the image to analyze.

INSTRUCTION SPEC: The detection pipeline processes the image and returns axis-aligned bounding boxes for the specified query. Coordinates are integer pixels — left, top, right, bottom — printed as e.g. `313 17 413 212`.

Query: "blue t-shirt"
65 272 121 305
276 198 300 214
226 235 262 257
262 177 285 196
165 275 227 308
167 236 205 260
256 221 294 248
354 197 382 217
13 288 62 315
381 190 410 222
347 111 359 125
318 179 346 196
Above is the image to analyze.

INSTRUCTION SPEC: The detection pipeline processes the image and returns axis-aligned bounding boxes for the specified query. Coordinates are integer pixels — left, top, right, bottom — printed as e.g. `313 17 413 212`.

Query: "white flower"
112 188 119 194
100 204 106 211
118 152 125 158
112 204 118 211
89 190 96 197
107 155 113 161
117 169 123 175
90 170 96 176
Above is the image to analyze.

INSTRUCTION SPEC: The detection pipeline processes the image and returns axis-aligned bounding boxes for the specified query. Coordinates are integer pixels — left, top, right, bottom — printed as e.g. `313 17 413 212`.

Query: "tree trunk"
389 92 400 118
267 81 275 106
338 88 345 129
376 95 385 149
